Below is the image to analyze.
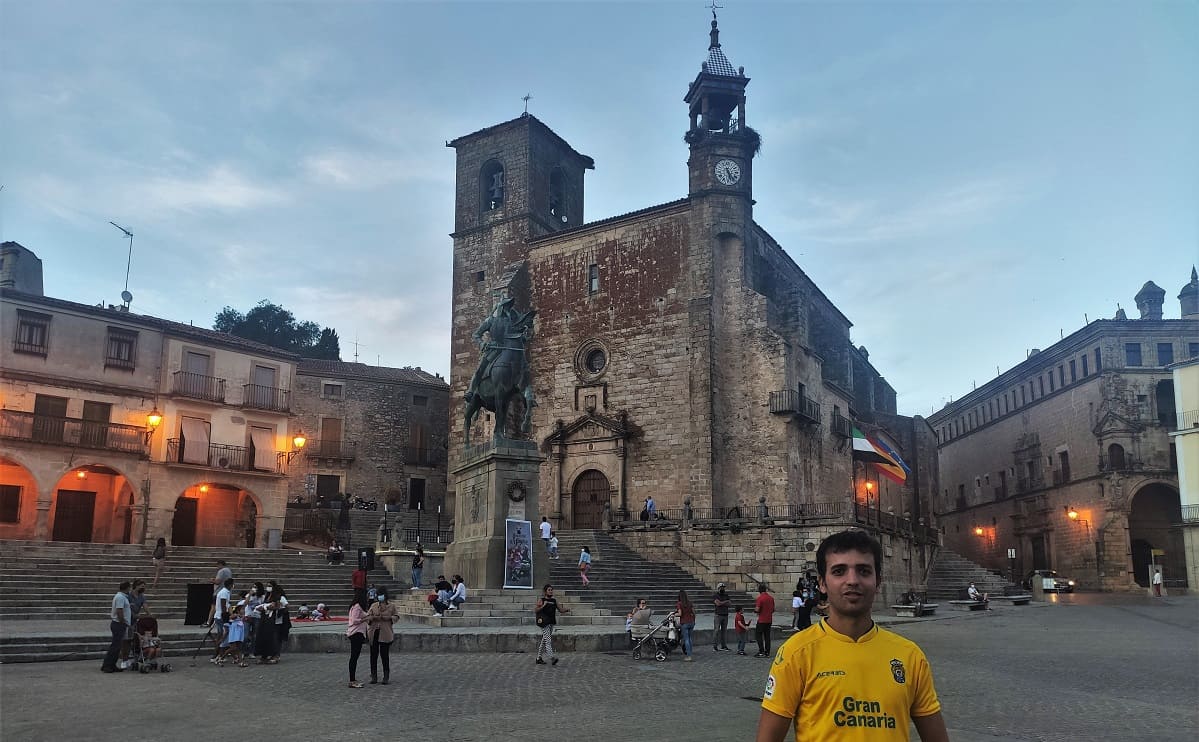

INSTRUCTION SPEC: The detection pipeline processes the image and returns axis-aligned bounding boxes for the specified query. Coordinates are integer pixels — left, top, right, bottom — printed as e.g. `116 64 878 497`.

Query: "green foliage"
213 300 341 359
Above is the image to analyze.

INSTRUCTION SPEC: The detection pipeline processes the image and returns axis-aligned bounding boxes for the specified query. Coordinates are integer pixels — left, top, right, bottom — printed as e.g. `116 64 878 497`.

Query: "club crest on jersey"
889 659 906 684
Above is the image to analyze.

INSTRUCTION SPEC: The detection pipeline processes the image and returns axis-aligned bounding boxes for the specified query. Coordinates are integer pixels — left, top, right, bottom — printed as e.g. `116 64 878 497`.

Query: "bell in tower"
685 13 750 138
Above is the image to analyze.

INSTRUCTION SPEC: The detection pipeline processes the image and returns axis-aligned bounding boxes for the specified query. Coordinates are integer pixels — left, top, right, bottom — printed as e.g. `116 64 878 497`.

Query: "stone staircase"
387 588 622 628
925 548 1012 600
0 540 403 623
549 530 757 616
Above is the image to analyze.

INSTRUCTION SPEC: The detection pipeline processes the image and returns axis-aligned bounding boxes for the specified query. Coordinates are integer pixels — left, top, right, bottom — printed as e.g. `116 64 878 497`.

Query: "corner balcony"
769 389 821 425
242 384 290 413
0 410 147 456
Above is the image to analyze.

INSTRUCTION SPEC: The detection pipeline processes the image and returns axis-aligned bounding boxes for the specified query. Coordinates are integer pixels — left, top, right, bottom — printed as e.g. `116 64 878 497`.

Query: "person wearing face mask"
254 582 288 664
366 589 398 684
243 582 265 647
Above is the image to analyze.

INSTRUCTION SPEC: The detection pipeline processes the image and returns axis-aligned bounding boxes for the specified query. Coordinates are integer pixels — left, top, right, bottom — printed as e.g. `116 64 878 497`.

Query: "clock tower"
684 14 756 201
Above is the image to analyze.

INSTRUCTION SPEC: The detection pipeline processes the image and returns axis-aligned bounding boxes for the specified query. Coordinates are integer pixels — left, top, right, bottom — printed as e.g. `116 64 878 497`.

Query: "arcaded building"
929 271 1199 591
446 21 936 534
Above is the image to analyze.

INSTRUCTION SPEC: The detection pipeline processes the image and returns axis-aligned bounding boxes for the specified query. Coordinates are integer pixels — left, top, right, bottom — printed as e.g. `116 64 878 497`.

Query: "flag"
872 435 911 486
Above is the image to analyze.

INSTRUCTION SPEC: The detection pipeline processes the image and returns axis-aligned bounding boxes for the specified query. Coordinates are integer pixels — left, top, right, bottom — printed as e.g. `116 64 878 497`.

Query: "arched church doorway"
173 484 260 548
1127 483 1184 587
572 470 609 529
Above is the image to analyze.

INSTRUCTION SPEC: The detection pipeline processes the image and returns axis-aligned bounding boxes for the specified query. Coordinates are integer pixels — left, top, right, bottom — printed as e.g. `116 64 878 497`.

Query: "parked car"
1023 569 1076 592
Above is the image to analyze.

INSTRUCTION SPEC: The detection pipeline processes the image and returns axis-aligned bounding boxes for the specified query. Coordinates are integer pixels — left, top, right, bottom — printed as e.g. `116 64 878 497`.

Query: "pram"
631 610 680 661
130 616 172 673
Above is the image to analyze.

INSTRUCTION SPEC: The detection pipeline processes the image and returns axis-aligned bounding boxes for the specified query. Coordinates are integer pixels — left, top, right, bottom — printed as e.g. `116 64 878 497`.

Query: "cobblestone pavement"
2 595 1195 741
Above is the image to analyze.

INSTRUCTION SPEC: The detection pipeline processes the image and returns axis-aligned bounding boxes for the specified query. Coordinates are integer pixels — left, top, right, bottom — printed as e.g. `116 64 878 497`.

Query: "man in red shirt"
753 583 775 658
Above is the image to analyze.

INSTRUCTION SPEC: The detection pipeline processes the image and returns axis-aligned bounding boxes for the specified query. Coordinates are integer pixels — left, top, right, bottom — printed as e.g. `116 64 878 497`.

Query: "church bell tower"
684 14 757 201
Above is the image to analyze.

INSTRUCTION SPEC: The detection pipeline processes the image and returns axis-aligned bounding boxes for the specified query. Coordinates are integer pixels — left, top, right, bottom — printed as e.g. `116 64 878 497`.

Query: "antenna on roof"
109 221 135 307
350 333 366 363
522 93 533 114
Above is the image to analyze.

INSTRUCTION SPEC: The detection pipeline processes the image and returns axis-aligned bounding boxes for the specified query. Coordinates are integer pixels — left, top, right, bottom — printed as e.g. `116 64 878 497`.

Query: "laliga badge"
764 674 776 699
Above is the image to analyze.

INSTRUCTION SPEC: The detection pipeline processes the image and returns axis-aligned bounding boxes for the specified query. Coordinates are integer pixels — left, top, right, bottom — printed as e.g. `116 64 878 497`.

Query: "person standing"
539 516 552 548
211 577 234 661
102 581 132 673
548 532 560 559
411 546 425 590
790 589 802 630
676 590 696 662
151 538 167 588
366 589 398 684
796 589 814 631
734 606 751 655
254 582 288 664
712 583 731 651
534 584 570 665
645 495 656 519
1152 569 1163 597
753 583 775 658
204 560 233 627
578 546 592 587
345 590 370 688
755 530 949 742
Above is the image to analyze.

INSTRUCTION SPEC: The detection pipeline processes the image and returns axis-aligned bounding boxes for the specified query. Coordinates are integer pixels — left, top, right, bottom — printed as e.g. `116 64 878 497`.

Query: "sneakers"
551 657 559 666
737 650 747 656
535 658 546 665
754 652 767 658
348 681 364 688
682 655 693 662
717 647 731 652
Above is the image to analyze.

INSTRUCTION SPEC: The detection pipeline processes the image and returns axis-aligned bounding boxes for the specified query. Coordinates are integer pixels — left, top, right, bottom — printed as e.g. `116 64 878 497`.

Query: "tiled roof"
297 359 448 388
703 45 739 77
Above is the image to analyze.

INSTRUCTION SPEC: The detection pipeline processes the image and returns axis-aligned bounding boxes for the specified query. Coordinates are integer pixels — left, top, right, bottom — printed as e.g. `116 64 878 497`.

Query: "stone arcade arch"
1127 482 1185 587
0 455 40 540
571 469 610 529
47 463 136 544
171 483 261 548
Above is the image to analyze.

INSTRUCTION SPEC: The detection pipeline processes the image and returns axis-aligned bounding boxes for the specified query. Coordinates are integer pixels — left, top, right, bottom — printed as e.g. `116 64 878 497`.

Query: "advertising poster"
504 518 534 589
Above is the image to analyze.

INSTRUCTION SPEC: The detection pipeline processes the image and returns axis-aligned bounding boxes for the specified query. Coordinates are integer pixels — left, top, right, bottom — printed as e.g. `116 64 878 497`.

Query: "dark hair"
119 581 132 590
543 584 553 593
677 590 692 611
734 605 743 612
351 588 369 613
224 578 235 588
254 581 265 595
270 583 286 598
216 560 226 566
816 530 883 578
132 579 146 589
758 583 769 593
156 537 166 547
453 575 463 583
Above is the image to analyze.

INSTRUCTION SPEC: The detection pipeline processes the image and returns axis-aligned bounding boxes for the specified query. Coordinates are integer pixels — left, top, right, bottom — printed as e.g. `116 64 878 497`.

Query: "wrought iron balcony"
831 412 852 439
1051 469 1071 486
769 389 821 424
404 446 444 467
243 384 290 412
1098 454 1142 473
172 371 227 403
1177 410 1199 429
0 409 147 455
166 438 281 473
305 439 356 462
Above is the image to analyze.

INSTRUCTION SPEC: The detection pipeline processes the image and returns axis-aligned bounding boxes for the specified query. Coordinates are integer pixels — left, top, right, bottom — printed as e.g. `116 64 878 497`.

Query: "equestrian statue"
464 296 536 444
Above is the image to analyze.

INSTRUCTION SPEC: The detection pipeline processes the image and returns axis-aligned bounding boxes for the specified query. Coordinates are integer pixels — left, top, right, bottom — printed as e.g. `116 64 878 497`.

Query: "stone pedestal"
445 439 548 591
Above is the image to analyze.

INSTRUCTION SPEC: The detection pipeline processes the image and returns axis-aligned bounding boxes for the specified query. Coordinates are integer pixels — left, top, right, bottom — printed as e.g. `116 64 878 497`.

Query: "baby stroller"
130 616 172 673
631 610 680 662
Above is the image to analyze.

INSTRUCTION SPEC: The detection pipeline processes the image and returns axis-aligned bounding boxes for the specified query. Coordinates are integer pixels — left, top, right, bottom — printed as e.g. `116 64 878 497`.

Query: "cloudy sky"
2 0 1195 415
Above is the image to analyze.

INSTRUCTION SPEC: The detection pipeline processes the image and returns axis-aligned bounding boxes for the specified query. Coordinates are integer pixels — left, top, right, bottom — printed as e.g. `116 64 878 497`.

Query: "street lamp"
143 407 162 443
285 430 307 464
974 525 985 537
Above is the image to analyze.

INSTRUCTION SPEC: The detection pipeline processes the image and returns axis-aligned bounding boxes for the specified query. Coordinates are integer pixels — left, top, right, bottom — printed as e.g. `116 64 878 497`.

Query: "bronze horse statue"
464 301 535 444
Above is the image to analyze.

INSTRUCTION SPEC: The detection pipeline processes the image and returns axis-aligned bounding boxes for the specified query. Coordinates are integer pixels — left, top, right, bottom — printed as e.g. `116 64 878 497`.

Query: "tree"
214 300 341 360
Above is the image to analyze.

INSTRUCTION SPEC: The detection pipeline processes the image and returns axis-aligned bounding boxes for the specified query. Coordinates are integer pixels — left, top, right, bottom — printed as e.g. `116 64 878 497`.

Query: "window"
0 485 20 523
249 425 276 472
1058 451 1071 482
413 395 428 407
1125 343 1142 367
1081 354 1089 377
549 167 567 222
588 264 599 294
481 160 504 210
32 395 68 443
105 327 138 370
475 270 486 283
1021 386 1027 405
1039 377 1045 396
13 310 50 356
316 474 341 498
1048 373 1055 392
1058 365 1065 387
321 383 344 400
1094 347 1102 372
1189 342 1199 359
1069 359 1077 383
1157 343 1174 366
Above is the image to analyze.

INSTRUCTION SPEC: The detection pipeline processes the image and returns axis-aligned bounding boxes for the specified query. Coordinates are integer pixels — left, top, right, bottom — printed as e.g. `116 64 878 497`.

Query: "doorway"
571 470 609 529
409 478 426 510
52 490 96 542
1030 533 1048 570
173 497 198 546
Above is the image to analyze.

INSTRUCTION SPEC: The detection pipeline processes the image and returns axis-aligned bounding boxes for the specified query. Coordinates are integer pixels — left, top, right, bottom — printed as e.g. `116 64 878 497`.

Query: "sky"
2 0 1196 416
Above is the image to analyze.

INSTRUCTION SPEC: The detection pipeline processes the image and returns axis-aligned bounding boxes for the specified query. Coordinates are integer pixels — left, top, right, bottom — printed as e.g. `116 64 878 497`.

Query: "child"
734 605 751 655
548 532 559 560
367 583 378 601
219 604 248 667
139 630 161 666
791 590 802 630
311 603 328 621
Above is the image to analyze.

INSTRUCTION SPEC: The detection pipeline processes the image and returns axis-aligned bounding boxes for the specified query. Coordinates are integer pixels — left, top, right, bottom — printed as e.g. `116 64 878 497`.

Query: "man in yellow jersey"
756 530 949 742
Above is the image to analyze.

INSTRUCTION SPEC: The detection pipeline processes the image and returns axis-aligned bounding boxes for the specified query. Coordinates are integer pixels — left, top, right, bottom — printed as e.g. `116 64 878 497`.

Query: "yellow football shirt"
761 619 941 741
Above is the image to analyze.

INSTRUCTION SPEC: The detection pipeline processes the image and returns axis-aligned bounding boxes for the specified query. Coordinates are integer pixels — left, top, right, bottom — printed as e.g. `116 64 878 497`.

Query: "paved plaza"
1 594 1195 741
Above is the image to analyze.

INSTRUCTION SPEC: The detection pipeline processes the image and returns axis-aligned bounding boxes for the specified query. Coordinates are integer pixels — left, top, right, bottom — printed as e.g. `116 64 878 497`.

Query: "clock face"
714 159 741 186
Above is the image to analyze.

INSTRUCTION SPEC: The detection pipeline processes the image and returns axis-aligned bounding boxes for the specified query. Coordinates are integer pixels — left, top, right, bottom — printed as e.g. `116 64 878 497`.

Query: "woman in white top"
449 575 467 610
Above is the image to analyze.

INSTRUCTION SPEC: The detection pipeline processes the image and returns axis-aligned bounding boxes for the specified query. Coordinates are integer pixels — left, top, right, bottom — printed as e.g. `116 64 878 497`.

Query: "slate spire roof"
701 15 739 77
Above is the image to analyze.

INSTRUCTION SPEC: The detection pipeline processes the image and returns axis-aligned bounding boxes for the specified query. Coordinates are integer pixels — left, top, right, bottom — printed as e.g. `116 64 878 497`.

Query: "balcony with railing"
243 384 290 412
1098 454 1143 473
831 412 852 439
305 439 356 463
172 371 227 403
166 438 281 474
1178 410 1199 429
769 389 821 425
1179 504 1199 525
0 409 147 456
404 447 445 467
1051 468 1072 486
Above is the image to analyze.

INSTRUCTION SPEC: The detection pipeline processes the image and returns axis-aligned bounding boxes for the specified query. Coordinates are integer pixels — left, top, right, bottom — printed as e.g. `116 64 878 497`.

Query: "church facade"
447 20 936 534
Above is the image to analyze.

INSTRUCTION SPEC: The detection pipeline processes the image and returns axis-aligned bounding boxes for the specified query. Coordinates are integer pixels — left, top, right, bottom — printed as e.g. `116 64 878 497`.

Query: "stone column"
34 499 51 541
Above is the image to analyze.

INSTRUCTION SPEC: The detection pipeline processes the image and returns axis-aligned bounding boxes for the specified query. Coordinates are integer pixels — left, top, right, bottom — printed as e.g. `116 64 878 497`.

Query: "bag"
535 614 545 627
639 509 649 521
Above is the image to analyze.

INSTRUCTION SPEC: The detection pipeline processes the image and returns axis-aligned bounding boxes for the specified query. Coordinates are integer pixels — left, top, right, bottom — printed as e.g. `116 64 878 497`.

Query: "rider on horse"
466 296 534 405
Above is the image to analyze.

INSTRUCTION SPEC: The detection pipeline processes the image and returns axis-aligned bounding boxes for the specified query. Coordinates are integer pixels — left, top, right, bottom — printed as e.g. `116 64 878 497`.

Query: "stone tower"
1134 280 1165 320
1179 266 1199 320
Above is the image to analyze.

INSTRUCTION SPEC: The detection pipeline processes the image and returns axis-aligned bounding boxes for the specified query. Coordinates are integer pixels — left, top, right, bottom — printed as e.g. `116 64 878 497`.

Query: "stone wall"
612 525 935 607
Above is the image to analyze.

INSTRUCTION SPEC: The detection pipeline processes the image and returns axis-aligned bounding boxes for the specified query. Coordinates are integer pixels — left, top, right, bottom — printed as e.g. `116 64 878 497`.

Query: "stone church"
447 18 936 532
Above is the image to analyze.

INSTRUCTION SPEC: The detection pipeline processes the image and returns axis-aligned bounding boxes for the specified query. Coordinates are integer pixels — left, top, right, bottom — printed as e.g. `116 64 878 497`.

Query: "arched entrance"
173 484 260 548
0 456 39 540
49 464 132 543
571 470 610 529
1127 483 1184 587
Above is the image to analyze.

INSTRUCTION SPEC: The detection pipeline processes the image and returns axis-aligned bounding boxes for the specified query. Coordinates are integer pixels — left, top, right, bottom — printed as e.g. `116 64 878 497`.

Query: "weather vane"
522 93 533 114
707 1 722 20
